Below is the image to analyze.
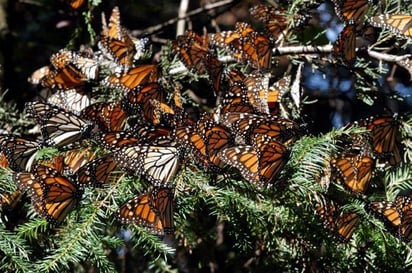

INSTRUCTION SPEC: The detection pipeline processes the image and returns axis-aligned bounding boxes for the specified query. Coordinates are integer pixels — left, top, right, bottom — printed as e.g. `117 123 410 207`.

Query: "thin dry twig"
131 0 235 37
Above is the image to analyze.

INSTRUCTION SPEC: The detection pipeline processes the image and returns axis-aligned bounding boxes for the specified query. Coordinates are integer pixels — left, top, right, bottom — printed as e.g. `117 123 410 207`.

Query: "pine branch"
0 227 32 273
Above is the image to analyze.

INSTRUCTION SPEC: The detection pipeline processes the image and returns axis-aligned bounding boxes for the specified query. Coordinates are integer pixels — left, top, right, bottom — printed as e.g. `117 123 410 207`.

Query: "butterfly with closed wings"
26 101 94 147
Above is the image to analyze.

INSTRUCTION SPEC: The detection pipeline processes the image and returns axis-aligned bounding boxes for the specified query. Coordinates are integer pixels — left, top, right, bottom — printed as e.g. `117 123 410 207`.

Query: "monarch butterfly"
356 114 401 166
218 134 288 187
66 0 86 9
205 125 234 169
121 82 166 121
370 14 412 38
333 24 356 65
14 164 83 225
96 124 172 151
25 101 94 147
211 22 272 70
315 199 360 242
173 30 223 92
0 134 40 171
73 54 99 80
218 95 256 115
223 71 271 114
331 0 369 23
250 4 288 40
42 148 96 174
131 123 173 145
115 187 174 235
76 154 118 188
64 148 96 172
104 64 159 92
95 131 141 151
221 112 301 146
243 71 271 114
80 101 127 132
41 49 97 90
332 153 374 194
368 195 412 241
175 119 233 172
267 75 291 114
47 89 91 113
114 144 181 187
0 190 23 212
99 6 136 67
41 64 87 90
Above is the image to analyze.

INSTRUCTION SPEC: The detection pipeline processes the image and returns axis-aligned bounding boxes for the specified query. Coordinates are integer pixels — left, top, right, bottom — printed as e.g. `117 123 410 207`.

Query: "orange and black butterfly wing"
368 200 401 234
370 14 412 39
0 135 40 172
315 199 359 242
104 64 159 92
175 125 215 172
332 0 369 23
254 135 288 186
121 82 165 119
205 125 234 169
333 24 356 65
333 154 374 193
80 101 127 132
218 146 260 184
365 115 401 165
335 210 360 242
250 4 288 39
150 187 174 235
95 131 141 151
99 6 136 67
0 190 23 212
76 154 118 188
41 50 89 90
115 191 164 235
315 200 338 236
396 195 412 242
173 30 209 74
14 165 83 225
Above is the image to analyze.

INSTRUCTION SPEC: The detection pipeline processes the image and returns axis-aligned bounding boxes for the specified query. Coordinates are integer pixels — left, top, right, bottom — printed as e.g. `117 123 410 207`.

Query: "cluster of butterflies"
332 0 412 65
314 113 407 242
0 3 409 242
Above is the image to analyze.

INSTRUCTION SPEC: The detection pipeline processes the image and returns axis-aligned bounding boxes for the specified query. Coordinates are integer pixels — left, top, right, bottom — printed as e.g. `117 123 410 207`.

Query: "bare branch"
176 0 189 37
169 44 412 75
367 49 411 63
131 0 235 37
